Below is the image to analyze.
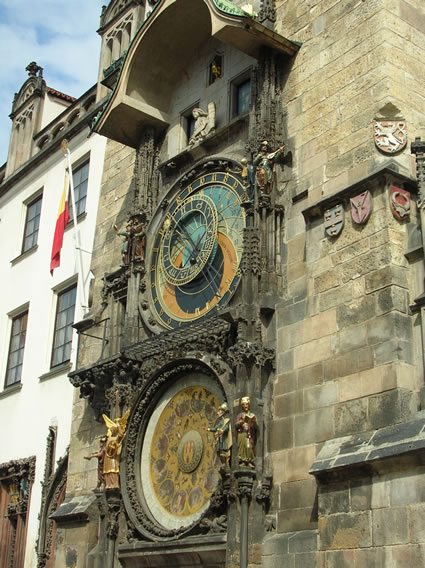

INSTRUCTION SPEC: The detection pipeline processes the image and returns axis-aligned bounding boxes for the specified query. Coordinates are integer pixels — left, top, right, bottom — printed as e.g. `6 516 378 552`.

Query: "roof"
47 87 76 103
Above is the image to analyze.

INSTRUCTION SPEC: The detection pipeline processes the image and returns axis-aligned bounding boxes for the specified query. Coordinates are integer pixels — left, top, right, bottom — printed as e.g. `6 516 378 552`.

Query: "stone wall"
267 1 425 566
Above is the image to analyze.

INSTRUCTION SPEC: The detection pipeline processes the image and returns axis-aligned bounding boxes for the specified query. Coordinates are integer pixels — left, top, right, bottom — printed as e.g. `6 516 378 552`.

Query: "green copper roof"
211 0 245 16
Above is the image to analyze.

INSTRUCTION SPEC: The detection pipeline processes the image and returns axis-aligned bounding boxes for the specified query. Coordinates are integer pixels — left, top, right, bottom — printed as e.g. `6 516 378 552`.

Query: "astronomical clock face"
149 170 246 329
140 376 224 531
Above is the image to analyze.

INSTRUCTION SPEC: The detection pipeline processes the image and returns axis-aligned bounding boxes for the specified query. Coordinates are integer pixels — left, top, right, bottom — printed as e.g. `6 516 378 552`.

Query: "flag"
50 172 70 274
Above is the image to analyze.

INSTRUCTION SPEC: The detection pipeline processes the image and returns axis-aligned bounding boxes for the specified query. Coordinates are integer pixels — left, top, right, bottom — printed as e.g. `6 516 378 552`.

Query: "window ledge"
11 245 39 265
39 362 72 382
0 382 22 399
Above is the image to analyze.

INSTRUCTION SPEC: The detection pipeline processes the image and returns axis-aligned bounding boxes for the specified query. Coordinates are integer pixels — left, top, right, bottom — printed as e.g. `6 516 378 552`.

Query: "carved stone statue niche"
188 103 216 147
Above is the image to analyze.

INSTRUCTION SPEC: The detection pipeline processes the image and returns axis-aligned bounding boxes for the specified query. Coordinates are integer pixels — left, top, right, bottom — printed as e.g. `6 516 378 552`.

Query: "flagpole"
61 140 89 313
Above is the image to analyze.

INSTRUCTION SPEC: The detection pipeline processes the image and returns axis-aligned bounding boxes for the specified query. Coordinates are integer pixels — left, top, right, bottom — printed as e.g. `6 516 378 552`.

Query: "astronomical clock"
148 169 248 329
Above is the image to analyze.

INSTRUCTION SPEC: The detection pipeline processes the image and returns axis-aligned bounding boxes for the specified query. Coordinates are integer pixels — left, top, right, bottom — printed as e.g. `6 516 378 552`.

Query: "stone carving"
207 403 232 466
324 204 344 237
102 409 130 489
374 119 407 154
235 397 258 469
84 437 107 489
225 338 274 368
105 489 122 541
253 140 285 194
37 453 67 568
257 0 277 26
390 185 410 221
411 137 425 208
255 474 273 505
199 514 227 533
188 103 216 147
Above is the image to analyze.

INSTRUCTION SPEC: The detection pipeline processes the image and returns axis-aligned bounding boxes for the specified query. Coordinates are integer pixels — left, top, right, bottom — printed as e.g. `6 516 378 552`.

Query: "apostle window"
22 194 42 253
51 285 77 368
5 310 28 387
181 104 198 148
231 72 251 118
68 160 89 223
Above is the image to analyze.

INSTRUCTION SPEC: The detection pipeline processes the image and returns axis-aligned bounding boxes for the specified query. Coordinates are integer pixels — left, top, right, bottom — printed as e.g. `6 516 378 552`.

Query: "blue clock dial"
150 171 246 329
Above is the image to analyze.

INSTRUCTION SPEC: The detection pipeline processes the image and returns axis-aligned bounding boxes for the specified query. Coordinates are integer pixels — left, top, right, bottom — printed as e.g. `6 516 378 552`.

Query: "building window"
51 285 77 367
182 106 197 147
22 195 42 253
5 311 28 387
68 161 89 222
231 72 251 118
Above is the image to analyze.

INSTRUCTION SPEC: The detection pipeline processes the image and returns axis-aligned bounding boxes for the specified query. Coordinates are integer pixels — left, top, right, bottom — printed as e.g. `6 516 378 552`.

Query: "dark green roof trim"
211 0 245 17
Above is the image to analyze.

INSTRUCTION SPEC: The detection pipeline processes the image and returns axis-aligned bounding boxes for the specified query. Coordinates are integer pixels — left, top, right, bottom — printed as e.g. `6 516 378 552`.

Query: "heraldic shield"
390 185 410 221
324 204 344 237
350 190 372 225
374 120 407 154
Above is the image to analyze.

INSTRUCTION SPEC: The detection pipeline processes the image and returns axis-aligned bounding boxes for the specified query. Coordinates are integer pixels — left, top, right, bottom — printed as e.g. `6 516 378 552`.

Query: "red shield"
390 185 410 221
374 120 407 154
350 191 372 224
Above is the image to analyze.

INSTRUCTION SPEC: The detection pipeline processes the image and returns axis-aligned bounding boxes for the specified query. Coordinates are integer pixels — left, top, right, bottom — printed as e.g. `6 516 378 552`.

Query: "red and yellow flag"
50 172 70 274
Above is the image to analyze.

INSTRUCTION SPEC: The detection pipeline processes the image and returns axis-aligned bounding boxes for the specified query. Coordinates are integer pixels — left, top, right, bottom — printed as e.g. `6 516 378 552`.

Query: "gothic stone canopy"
93 0 299 147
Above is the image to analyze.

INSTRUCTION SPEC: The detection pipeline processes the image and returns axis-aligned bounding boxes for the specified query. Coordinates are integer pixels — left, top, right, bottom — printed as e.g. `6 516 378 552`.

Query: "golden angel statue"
102 409 130 490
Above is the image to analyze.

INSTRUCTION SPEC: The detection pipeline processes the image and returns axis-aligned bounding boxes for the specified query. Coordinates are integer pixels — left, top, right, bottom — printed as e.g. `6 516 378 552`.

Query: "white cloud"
0 0 105 164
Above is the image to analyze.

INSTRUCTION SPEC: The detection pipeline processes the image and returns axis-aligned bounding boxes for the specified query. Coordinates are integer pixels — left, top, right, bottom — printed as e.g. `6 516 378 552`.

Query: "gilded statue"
207 403 232 466
235 396 257 469
102 410 130 490
253 140 285 194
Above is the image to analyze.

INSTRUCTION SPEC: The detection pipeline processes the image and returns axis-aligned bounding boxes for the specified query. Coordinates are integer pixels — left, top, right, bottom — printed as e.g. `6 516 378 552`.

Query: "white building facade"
0 63 106 567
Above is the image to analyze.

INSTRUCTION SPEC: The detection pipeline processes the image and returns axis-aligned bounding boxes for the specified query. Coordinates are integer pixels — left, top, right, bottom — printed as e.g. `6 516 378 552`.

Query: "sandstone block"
335 398 368 437
295 407 335 445
318 482 350 516
319 511 372 550
304 382 338 412
372 506 408 546
281 480 318 512
294 336 332 369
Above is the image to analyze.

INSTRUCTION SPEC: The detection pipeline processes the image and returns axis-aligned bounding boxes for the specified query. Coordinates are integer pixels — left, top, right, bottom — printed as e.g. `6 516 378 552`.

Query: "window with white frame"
51 285 77 367
5 310 28 387
22 194 42 253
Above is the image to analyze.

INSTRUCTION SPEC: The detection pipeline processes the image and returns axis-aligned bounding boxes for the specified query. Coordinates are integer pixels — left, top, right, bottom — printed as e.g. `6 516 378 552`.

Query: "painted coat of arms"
390 185 410 221
374 120 407 153
350 190 372 224
324 204 344 237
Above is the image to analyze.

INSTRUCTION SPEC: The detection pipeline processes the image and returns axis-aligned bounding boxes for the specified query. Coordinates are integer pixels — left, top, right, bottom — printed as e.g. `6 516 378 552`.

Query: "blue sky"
0 0 105 165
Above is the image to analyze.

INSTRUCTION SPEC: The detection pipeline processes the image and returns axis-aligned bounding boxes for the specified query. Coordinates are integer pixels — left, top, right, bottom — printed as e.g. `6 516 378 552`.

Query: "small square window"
68 161 89 222
22 195 42 253
51 285 77 368
5 311 28 387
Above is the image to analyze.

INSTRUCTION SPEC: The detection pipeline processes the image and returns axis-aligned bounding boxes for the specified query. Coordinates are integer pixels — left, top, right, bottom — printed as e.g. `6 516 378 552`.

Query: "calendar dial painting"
141 383 223 530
